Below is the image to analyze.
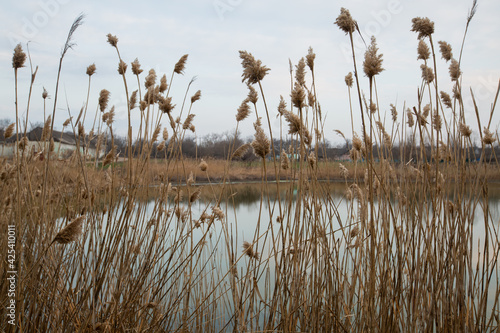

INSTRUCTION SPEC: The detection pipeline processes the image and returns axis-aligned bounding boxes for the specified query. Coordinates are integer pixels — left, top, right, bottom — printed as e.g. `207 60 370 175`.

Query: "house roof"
2 127 97 149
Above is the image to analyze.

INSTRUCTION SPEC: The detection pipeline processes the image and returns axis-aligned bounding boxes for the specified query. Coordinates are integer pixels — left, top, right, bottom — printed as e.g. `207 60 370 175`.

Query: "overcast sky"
1 0 499 145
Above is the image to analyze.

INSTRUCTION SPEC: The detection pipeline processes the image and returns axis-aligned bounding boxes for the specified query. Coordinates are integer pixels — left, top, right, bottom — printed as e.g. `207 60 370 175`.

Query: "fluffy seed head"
247 85 258 104
345 72 353 88
231 143 251 159
417 40 430 60
438 41 453 61
363 36 384 79
277 96 287 116
199 159 208 172
308 152 316 169
117 60 127 75
449 59 461 81
42 116 52 141
131 58 143 75
239 50 270 84
335 8 356 34
106 33 118 47
251 123 270 159
281 150 290 170
242 241 260 260
174 54 189 74
407 109 414 127
4 123 15 139
12 44 26 69
390 104 398 122
159 74 168 93
459 122 472 137
183 114 195 130
98 89 110 112
86 63 96 76
483 128 496 145
291 82 306 109
129 90 138 110
411 17 434 39
295 58 306 87
306 47 316 72
440 91 452 109
52 216 85 244
144 69 157 89
236 100 251 122
191 90 201 103
159 96 175 114
421 64 434 84
162 127 169 141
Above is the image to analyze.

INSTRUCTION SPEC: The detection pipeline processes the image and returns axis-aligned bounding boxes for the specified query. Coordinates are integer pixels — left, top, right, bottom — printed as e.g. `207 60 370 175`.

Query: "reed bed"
1 4 500 332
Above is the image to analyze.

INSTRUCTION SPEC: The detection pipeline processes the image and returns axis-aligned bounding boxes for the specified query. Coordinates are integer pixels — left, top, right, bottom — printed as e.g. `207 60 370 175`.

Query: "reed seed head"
131 58 143 75
199 159 208 172
236 99 251 122
162 127 169 141
174 54 189 74
239 50 270 85
98 89 110 112
251 123 270 159
159 74 168 93
190 187 201 204
291 82 306 109
438 41 453 62
4 123 15 139
52 216 85 244
449 59 461 81
308 152 316 169
306 47 316 72
42 87 49 100
86 63 96 76
145 69 157 89
247 84 258 105
41 116 52 141
295 58 306 87
117 59 127 75
232 143 251 160
281 149 290 170
183 114 195 130
242 241 260 260
159 96 175 114
390 104 398 122
407 109 414 127
191 90 202 103
420 64 434 84
483 128 496 145
335 8 357 35
440 91 452 109
277 96 287 116
106 33 118 47
345 72 353 88
417 40 430 61
63 117 72 128
12 44 26 69
129 90 138 110
433 113 442 131
363 36 384 79
411 17 434 39
459 122 472 137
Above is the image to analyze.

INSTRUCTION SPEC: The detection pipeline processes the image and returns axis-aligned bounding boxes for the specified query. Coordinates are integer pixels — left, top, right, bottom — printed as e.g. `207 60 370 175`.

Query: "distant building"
0 127 100 159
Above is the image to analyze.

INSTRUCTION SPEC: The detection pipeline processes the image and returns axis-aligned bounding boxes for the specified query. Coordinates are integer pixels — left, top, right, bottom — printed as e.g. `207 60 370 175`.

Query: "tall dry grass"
1 3 499 332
